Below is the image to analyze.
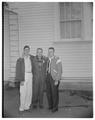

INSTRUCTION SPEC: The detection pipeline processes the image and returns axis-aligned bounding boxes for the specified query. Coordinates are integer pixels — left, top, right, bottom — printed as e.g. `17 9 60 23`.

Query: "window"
90 3 93 37
60 3 82 39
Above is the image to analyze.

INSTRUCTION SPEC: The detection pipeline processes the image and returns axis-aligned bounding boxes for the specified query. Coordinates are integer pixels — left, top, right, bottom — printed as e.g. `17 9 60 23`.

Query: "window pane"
60 3 82 21
90 3 93 38
60 3 71 21
60 2 82 39
71 3 82 20
60 20 81 39
91 19 93 37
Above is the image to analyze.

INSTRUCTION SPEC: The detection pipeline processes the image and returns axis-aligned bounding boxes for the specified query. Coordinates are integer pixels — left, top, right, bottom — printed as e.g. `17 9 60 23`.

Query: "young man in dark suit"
46 47 62 112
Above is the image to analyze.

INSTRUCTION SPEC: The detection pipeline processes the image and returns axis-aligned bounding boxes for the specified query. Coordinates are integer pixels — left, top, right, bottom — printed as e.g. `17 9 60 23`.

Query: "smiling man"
16 45 34 112
46 47 62 113
32 48 48 109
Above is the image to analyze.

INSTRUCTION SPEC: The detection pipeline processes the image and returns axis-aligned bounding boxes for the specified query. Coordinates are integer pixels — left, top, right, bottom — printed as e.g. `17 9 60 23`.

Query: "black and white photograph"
2 1 93 118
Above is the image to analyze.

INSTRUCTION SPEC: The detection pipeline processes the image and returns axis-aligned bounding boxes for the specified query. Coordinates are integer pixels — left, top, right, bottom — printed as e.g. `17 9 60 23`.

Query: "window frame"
54 2 92 43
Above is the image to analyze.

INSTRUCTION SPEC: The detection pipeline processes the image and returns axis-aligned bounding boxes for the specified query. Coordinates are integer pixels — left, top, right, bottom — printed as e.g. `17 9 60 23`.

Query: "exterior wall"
4 10 10 81
54 41 92 78
7 2 92 82
11 2 55 56
4 8 19 83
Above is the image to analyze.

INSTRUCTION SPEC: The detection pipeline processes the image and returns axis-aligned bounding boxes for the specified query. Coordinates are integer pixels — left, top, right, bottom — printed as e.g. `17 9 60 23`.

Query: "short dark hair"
23 45 30 50
37 48 43 52
48 47 55 52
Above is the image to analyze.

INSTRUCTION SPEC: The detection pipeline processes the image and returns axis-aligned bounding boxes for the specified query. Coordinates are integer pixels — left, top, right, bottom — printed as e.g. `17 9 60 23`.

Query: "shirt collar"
24 55 30 59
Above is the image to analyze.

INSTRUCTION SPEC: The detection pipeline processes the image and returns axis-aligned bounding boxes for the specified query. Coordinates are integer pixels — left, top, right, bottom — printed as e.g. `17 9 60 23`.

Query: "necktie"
48 59 51 73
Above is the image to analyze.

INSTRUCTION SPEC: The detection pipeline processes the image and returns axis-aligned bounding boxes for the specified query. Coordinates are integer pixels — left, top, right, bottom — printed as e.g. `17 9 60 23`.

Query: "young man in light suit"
15 45 34 111
46 47 62 113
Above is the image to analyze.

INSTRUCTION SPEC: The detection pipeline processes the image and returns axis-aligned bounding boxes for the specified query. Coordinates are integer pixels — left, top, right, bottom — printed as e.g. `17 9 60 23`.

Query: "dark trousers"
32 75 45 106
46 73 59 110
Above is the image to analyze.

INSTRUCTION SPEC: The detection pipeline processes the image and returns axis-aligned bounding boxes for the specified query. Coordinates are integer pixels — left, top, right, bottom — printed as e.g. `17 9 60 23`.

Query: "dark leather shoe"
39 105 44 109
48 107 53 110
33 105 37 109
52 108 58 113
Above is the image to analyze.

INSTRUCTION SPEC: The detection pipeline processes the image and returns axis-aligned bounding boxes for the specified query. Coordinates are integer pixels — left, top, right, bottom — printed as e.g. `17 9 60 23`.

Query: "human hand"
20 81 24 86
54 81 58 86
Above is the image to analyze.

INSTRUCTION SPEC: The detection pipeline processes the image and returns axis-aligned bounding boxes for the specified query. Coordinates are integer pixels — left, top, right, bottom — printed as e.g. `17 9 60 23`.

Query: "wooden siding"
7 2 93 82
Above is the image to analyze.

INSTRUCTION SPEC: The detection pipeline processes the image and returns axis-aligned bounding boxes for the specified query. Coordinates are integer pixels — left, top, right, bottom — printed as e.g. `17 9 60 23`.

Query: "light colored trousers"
20 73 33 110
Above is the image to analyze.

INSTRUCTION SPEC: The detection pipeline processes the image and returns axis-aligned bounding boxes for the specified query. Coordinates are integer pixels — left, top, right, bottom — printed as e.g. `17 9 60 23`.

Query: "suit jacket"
15 55 34 82
48 56 62 81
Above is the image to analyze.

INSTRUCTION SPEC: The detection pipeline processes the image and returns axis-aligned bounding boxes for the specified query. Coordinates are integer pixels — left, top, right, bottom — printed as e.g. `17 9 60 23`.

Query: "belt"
25 72 32 73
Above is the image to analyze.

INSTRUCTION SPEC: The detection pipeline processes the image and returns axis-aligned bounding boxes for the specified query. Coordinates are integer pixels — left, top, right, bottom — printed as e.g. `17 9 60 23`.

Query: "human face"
24 48 30 56
37 49 43 58
48 49 54 58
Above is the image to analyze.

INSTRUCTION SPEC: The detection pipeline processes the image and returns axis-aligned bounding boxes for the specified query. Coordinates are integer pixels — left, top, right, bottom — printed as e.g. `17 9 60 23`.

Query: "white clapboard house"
4 2 93 91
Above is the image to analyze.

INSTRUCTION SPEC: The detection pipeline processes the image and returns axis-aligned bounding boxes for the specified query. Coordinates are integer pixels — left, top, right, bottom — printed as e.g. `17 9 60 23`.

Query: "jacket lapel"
22 58 25 74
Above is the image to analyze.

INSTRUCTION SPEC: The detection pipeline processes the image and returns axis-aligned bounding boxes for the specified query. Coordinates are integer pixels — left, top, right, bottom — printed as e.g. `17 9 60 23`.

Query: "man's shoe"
39 105 44 109
48 107 53 110
24 107 30 111
19 107 24 112
33 105 37 109
52 108 58 113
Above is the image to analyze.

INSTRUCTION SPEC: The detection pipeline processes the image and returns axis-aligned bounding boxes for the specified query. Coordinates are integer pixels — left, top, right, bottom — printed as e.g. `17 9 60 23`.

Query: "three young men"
16 46 62 113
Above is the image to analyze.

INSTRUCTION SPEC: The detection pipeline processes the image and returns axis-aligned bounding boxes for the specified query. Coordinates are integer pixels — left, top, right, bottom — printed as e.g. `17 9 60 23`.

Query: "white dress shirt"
24 56 32 73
